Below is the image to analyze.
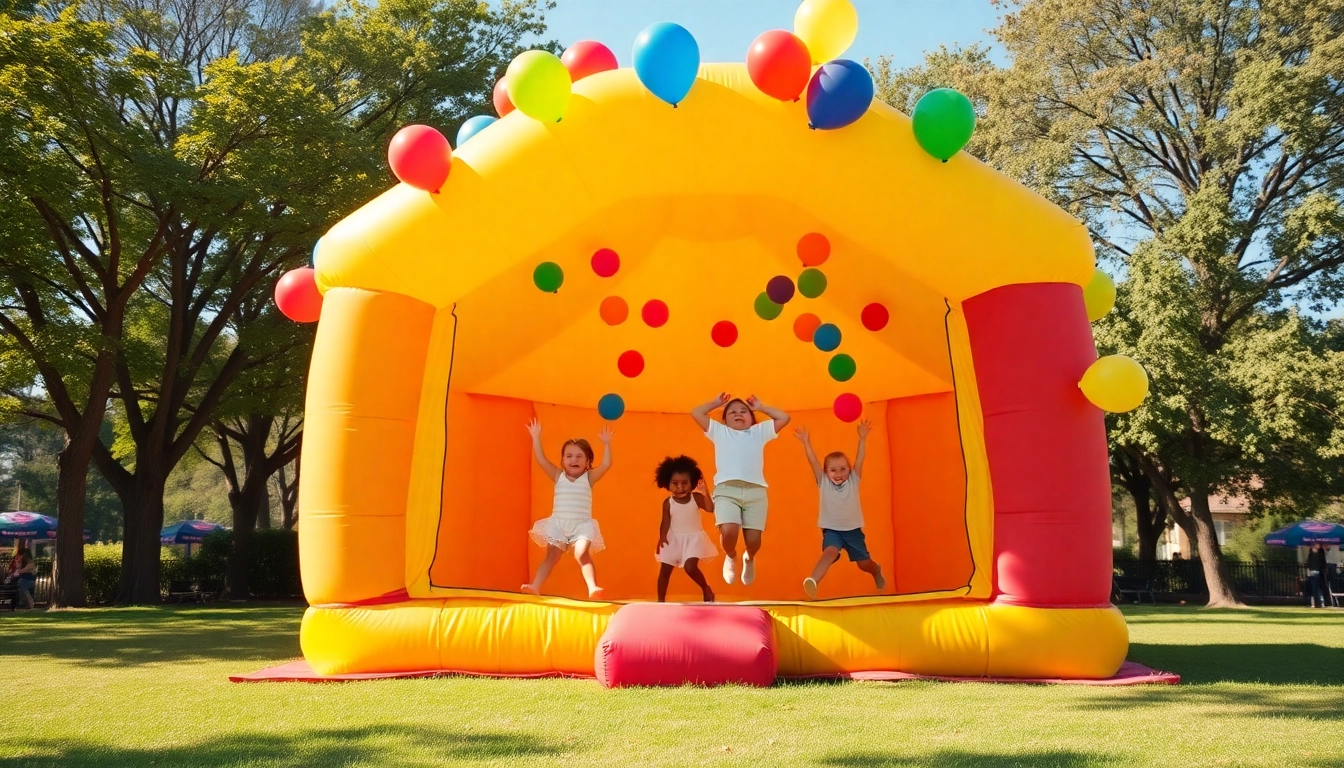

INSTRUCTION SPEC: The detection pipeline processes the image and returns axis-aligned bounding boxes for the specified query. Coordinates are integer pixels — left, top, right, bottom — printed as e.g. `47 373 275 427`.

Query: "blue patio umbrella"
1264 520 1344 547
161 520 226 557
0 511 58 538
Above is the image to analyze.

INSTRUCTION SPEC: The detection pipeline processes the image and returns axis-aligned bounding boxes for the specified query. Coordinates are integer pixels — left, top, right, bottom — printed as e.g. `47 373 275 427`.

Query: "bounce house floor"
237 601 1178 686
229 659 1179 686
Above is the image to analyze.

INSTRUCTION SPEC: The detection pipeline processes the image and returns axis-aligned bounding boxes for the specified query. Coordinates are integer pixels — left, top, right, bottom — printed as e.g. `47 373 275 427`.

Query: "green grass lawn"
2 604 1342 767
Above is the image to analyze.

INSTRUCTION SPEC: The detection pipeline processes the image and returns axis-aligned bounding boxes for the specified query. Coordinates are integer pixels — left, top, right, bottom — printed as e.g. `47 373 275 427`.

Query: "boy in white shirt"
691 393 791 586
794 420 887 599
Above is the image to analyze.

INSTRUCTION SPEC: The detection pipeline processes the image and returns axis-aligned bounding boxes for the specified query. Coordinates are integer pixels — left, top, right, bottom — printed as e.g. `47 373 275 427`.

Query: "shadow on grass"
1121 606 1344 625
1129 642 1344 685
0 606 302 667
817 750 1120 767
2 725 572 768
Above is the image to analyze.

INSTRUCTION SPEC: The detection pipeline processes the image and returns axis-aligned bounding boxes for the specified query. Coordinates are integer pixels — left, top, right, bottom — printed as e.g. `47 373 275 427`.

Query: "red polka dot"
617 350 644 377
834 393 863 422
592 248 620 277
642 300 669 328
711 321 738 347
861 303 889 331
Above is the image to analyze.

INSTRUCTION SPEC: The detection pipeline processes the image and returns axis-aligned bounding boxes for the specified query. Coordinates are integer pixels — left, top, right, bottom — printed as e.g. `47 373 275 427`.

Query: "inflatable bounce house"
262 0 1166 687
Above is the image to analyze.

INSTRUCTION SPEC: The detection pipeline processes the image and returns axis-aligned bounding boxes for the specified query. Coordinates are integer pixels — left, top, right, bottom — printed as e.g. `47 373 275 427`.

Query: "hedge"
81 528 302 604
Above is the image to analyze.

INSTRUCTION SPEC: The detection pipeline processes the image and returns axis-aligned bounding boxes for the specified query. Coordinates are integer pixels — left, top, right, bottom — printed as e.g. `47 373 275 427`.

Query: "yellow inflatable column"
299 288 435 605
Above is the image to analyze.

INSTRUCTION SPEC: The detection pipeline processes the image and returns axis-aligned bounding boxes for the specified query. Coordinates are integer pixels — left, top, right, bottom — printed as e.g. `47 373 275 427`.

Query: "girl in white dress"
523 418 613 599
653 455 717 602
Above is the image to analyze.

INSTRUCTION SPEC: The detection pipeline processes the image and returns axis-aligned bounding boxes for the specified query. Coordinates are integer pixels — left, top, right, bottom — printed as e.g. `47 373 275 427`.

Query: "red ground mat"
230 659 1178 685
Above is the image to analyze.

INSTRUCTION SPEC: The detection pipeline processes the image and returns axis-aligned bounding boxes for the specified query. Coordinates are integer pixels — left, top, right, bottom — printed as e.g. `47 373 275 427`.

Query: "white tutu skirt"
655 531 718 567
529 516 605 553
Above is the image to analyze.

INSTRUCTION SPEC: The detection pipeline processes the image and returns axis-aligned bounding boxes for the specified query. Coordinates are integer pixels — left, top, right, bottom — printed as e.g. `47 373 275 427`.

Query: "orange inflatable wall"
428 392 971 603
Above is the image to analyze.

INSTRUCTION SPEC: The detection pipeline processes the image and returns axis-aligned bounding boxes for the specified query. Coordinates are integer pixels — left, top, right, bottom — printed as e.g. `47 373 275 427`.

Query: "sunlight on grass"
2 605 1342 767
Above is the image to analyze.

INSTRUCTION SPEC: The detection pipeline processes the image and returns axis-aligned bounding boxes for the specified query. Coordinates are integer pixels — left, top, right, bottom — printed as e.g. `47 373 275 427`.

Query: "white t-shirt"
705 419 777 487
818 473 864 531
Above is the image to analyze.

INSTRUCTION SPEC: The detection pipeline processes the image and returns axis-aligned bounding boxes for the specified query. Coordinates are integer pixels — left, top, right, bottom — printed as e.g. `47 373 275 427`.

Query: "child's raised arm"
747 395 790 432
792 426 824 483
854 420 872 477
693 479 715 513
526 418 559 482
589 426 615 483
691 393 729 432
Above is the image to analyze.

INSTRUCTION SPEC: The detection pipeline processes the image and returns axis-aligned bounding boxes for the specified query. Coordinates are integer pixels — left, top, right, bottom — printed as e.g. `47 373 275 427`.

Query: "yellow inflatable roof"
314 64 1093 412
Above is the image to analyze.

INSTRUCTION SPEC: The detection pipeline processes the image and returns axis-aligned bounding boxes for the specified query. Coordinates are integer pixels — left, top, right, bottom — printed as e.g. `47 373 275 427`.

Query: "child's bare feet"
803 577 818 600
702 589 715 603
588 586 606 599
873 566 887 591
521 584 540 595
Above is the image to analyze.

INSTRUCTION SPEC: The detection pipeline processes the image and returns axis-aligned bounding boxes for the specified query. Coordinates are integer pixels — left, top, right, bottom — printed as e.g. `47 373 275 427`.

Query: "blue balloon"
598 393 626 421
456 115 496 147
813 323 842 352
633 22 700 106
806 59 874 130
310 237 322 268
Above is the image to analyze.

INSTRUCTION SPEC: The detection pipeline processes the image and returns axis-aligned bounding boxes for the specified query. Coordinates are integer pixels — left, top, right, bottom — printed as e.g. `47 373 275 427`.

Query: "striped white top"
552 472 593 519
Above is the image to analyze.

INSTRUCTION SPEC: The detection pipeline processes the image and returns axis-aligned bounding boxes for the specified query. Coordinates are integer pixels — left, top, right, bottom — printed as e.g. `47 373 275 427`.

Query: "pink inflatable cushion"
595 603 777 688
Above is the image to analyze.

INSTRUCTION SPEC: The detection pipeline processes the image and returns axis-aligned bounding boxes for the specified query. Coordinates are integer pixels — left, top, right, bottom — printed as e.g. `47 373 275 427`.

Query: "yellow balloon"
1083 268 1116 322
794 0 858 63
506 50 572 123
1079 355 1149 413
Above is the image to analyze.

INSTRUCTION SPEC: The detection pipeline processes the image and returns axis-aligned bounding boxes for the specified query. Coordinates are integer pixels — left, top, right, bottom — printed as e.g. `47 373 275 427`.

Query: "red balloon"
617 350 644 377
861 302 890 331
387 125 451 192
711 321 738 347
592 248 620 277
747 30 812 101
493 79 515 117
834 393 863 423
562 41 618 82
274 268 323 323
642 300 669 328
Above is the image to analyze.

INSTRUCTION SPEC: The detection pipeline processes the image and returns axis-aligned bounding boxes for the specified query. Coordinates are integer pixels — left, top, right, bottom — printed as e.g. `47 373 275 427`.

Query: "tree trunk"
114 465 169 605
50 435 94 607
226 479 268 599
256 484 272 530
1131 482 1163 562
1186 489 1241 607
277 456 299 530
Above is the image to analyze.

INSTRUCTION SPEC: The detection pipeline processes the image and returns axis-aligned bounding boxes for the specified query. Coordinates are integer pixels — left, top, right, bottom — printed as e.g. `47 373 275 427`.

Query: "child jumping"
523 418 612 598
653 455 718 602
691 393 790 586
794 420 886 600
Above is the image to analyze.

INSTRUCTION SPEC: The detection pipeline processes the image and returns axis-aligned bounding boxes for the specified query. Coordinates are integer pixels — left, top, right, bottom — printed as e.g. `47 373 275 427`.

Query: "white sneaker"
723 556 736 585
803 577 818 600
742 555 756 586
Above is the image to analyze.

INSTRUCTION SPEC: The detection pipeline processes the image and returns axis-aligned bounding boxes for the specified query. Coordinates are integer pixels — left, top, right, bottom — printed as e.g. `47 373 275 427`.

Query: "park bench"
166 579 221 603
1112 576 1157 604
0 581 16 611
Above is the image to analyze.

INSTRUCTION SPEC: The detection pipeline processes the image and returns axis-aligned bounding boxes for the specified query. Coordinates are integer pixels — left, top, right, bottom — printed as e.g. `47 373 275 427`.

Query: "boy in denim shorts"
794 420 886 600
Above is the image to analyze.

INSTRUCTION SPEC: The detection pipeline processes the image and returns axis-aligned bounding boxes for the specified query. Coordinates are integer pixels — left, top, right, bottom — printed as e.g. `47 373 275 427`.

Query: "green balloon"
828 354 856 382
912 88 976 161
533 261 563 292
508 50 572 123
754 292 783 320
798 268 828 299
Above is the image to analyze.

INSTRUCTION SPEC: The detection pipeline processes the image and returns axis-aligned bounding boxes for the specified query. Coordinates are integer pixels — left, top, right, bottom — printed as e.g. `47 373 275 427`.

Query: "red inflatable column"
963 283 1113 607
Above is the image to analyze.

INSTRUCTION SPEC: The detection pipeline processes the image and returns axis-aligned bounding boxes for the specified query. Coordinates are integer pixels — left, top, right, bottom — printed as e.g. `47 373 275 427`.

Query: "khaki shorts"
714 481 768 531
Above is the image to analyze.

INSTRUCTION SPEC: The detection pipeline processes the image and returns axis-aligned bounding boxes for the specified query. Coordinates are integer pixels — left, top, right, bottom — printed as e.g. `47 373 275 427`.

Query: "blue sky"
539 0 1005 70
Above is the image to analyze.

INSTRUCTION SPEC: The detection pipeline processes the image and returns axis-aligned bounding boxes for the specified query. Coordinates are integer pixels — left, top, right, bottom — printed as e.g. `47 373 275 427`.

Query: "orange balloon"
600 296 628 325
793 312 821 342
797 232 830 266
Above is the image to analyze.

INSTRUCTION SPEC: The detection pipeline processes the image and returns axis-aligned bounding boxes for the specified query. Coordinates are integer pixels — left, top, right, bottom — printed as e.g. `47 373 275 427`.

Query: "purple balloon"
766 275 795 304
